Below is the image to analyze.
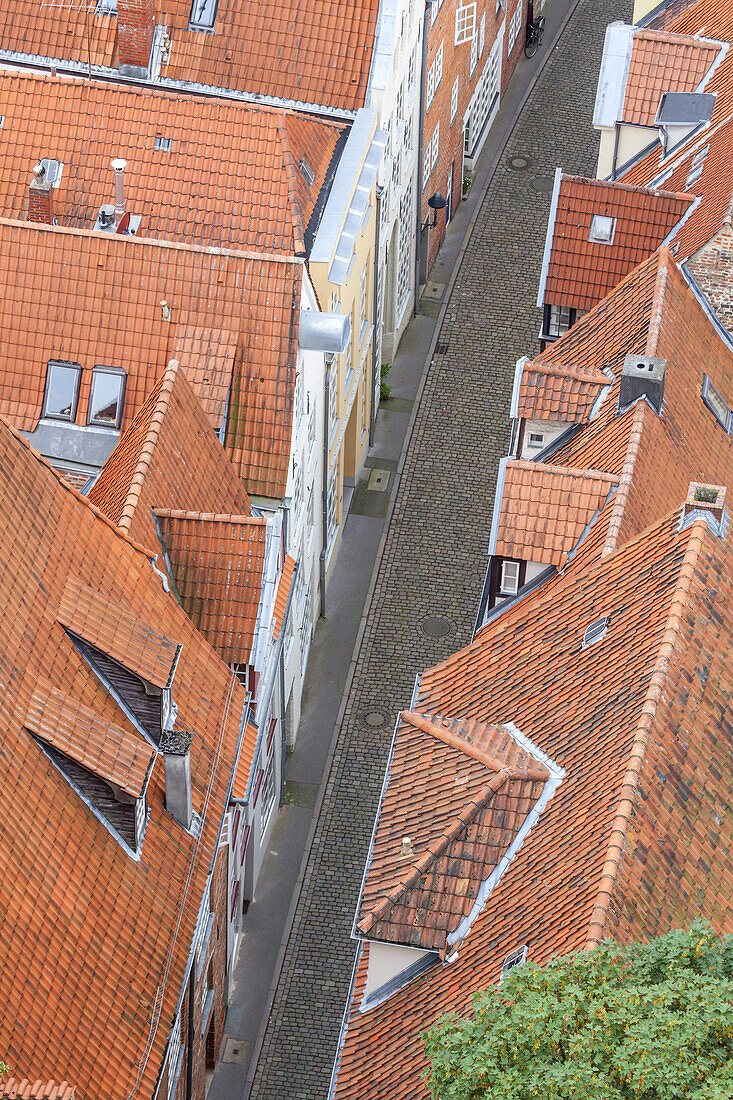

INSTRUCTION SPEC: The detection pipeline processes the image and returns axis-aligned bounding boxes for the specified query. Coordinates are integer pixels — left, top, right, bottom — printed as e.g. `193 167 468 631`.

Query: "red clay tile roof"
517 361 610 421
0 72 343 254
355 712 548 956
0 0 379 113
155 510 267 666
333 503 733 1100
0 416 255 1099
172 326 238 436
272 554 296 640
25 678 156 800
0 218 301 497
622 29 722 127
0 1083 74 1100
88 361 252 550
494 460 617 566
542 174 694 311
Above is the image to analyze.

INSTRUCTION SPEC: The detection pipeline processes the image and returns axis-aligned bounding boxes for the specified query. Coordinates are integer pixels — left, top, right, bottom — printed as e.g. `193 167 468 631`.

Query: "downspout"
279 642 287 801
185 958 195 1100
319 353 333 617
370 185 383 447
610 124 620 181
413 0 433 316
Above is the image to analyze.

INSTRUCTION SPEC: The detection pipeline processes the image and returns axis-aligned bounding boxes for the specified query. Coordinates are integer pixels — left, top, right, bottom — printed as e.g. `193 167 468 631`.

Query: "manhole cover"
507 153 533 170
529 175 554 192
419 616 456 639
360 708 392 729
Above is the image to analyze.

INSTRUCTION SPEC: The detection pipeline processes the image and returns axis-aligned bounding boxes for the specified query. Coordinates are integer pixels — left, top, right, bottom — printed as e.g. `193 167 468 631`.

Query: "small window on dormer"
527 431 545 449
589 215 615 244
299 158 315 187
154 135 173 151
500 560 521 596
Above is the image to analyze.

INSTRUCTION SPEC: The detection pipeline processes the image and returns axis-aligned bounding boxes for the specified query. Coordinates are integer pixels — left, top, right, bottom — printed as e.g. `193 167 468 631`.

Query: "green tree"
423 923 733 1100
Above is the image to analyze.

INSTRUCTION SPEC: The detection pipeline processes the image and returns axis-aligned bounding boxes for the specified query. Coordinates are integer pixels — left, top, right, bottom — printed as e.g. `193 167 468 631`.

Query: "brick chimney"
118 0 155 76
28 163 54 224
683 482 727 526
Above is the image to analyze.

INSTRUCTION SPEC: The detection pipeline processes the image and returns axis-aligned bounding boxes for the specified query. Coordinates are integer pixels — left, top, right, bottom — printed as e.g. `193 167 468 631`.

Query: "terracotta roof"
622 29 722 127
0 1082 74 1100
355 711 548 956
156 510 267 666
0 72 343 254
541 174 694 311
88 361 252 550
493 460 617 566
172 326 238 436
0 416 255 1098
0 218 301 498
517 361 610 421
333 504 733 1100
272 554 296 640
0 0 379 113
24 678 156 800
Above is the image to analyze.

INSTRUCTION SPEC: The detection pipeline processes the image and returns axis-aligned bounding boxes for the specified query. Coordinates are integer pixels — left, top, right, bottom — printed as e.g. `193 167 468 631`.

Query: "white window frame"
500 560 520 595
500 944 528 983
431 0 439 25
527 431 545 449
435 41 444 89
431 123 440 172
326 461 340 546
423 148 432 187
455 1 476 44
508 1 523 53
478 11 486 55
359 264 369 342
470 29 478 75
426 62 435 109
259 751 277 831
328 356 339 441
451 77 459 124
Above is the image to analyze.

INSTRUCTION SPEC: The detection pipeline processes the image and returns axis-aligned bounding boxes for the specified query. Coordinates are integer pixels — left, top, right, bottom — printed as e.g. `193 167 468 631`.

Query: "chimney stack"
618 354 666 415
683 482 727 526
111 158 127 221
28 163 54 225
117 0 155 76
160 728 194 830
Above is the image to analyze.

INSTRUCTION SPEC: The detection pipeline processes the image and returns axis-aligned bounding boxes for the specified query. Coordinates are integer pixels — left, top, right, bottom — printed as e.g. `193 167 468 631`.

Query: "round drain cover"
419 616 456 639
507 153 533 170
360 708 391 729
529 175 554 192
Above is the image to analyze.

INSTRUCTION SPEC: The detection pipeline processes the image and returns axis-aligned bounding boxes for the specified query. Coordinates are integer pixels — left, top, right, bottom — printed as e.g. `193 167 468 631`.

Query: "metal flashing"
487 456 509 557
536 168 563 307
593 23 634 128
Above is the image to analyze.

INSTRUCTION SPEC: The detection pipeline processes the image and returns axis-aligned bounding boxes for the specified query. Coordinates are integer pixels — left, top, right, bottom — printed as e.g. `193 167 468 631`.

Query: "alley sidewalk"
209 0 633 1095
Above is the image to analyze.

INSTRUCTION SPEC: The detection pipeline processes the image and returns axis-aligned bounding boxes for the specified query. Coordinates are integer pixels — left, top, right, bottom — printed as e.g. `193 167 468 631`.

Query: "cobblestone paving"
250 1 633 1095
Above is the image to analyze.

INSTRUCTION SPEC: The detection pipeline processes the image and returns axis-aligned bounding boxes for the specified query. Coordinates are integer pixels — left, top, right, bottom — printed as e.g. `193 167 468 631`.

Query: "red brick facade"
421 0 527 273
117 0 155 72
689 227 733 336
163 848 229 1100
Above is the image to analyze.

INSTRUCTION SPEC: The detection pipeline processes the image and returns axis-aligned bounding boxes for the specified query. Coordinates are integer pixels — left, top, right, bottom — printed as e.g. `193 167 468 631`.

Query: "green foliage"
423 923 733 1100
0 1061 9 1076
380 362 392 401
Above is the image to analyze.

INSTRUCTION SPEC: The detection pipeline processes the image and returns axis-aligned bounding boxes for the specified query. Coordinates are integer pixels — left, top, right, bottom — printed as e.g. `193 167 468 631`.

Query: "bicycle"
524 14 545 58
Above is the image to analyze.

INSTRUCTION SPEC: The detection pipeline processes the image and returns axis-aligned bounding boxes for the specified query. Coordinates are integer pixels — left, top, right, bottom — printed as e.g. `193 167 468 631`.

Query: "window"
408 44 417 90
404 115 413 154
189 0 218 30
360 264 368 336
431 0 439 25
544 304 575 340
426 63 435 109
293 459 302 516
500 560 520 595
307 484 315 533
328 356 339 441
455 1 476 44
465 36 501 157
326 461 339 546
431 123 440 172
508 0 523 53
396 188 413 317
435 42 444 88
685 144 709 189
589 214 616 244
470 28 478 74
259 752 277 830
527 431 545 449
167 1017 184 1098
500 945 528 982
451 77 459 124
478 11 486 55
154 135 173 151
88 367 125 428
702 374 733 433
424 148 432 187
308 399 317 451
582 616 609 648
299 157 315 186
392 148 401 189
43 361 81 422
96 0 117 12
344 306 353 394
396 80 405 122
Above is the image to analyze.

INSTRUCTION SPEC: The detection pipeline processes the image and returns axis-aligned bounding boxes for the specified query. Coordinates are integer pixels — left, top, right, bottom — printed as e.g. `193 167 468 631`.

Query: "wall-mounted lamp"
425 191 447 228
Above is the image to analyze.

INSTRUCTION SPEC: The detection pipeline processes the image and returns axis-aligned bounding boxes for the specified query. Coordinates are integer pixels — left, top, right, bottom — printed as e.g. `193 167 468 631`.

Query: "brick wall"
28 181 53 224
118 0 155 71
688 228 733 338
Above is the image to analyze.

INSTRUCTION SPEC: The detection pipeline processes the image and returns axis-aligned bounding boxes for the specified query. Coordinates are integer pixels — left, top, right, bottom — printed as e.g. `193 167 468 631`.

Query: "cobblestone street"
249 0 632 1095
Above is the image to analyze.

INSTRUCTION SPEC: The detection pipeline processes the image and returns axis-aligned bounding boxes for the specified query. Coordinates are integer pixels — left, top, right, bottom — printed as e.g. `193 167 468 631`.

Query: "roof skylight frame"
188 0 219 31
299 157 315 187
582 615 609 648
701 373 733 434
589 214 616 244
499 944 528 983
154 135 173 152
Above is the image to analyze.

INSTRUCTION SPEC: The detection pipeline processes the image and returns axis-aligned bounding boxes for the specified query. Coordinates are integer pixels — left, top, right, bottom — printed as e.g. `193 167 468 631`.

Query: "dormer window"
589 215 615 244
88 366 126 429
500 559 521 596
43 360 81 422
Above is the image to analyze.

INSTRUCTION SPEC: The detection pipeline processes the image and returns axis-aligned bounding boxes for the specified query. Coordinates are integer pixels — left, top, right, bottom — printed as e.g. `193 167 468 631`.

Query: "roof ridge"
400 711 548 780
634 25 726 50
527 360 610 383
118 361 179 533
509 458 618 484
585 517 711 946
601 403 647 557
277 119 307 257
153 509 265 525
562 172 696 203
356 770 510 936
646 245 672 356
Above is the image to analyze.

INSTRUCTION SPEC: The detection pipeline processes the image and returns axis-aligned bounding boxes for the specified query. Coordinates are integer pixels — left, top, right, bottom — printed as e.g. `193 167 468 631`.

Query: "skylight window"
685 143 709 189
42 360 81 422
154 135 173 151
88 366 126 429
589 215 616 244
702 374 733 433
499 945 528 983
582 616 609 648
189 0 218 30
299 157 315 187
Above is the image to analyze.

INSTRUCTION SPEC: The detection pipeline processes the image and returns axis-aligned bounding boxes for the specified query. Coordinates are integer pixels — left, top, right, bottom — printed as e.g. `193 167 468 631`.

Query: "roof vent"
582 616 608 648
683 482 727 527
618 354 666 415
94 159 142 236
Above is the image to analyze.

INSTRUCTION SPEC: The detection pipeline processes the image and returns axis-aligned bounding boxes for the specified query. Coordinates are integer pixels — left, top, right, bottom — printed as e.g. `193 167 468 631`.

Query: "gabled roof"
516 361 610 421
0 219 301 497
156 510 267 666
332 502 733 1100
88 361 252 549
623 29 723 127
492 460 617 566
539 173 694 311
355 712 548 957
0 0 379 114
0 416 255 1099
0 71 344 254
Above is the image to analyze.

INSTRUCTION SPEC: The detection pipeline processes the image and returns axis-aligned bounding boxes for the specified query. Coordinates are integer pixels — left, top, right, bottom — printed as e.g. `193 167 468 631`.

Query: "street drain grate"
419 615 456 639
507 153 533 170
360 708 392 729
436 342 449 355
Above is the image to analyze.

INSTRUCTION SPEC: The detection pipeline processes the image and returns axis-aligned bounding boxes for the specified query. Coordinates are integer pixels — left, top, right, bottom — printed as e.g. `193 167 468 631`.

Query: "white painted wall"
518 418 568 459
364 941 432 995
